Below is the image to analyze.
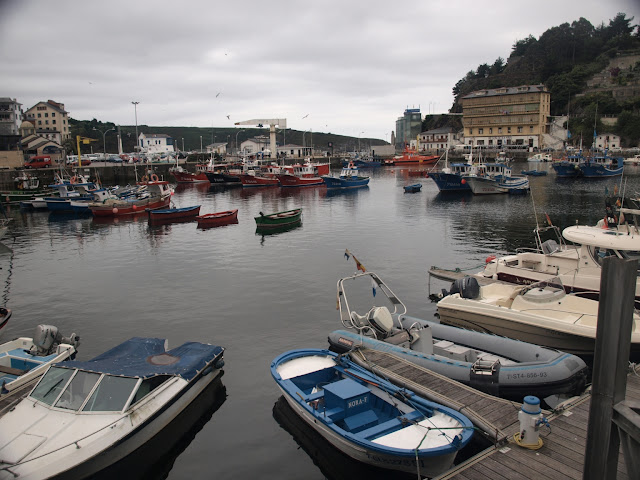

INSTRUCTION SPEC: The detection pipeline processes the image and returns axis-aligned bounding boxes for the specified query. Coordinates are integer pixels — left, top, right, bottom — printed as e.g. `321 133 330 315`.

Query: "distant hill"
66 119 387 156
427 13 640 146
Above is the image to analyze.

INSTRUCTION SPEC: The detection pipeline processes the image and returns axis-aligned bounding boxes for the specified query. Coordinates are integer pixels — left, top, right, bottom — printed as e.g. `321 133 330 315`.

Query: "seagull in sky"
226 115 231 120
302 114 309 119
216 92 221 98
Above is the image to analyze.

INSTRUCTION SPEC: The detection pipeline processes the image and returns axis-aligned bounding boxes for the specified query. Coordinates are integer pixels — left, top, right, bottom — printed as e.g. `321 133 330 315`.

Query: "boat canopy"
59 337 223 381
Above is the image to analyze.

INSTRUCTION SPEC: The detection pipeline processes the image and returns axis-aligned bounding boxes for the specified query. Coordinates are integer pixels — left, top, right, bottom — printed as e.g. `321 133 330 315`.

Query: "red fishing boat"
89 179 173 217
169 166 209 183
239 173 280 187
276 164 324 187
196 209 239 228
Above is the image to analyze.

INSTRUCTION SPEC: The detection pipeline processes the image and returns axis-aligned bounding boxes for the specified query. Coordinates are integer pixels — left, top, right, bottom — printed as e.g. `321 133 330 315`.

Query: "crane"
234 118 287 159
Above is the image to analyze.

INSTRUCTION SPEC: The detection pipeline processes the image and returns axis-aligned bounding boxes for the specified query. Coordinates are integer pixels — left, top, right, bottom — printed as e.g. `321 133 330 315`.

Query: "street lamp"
236 129 244 154
93 127 115 160
358 131 364 152
200 136 203 152
181 138 184 152
131 101 139 153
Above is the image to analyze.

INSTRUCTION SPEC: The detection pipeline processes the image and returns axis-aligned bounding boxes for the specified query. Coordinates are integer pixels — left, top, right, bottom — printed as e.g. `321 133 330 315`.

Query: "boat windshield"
520 276 564 295
590 246 640 275
30 367 139 412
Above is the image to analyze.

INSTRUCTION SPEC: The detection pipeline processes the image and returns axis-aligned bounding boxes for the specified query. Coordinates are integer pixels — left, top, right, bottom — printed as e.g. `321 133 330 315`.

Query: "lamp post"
200 136 203 153
131 101 139 153
181 138 184 152
93 127 115 161
303 129 311 156
358 131 364 152
236 129 244 154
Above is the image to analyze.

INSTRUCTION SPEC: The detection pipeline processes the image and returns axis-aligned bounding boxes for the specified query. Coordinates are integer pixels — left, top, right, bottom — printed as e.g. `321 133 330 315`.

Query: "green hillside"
432 13 640 146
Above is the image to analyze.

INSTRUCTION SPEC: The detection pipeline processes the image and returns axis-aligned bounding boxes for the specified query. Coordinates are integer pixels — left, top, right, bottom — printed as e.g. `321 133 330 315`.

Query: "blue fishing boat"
426 150 472 192
322 164 370 189
271 348 473 476
552 152 583 178
403 183 422 193
579 152 624 177
147 205 201 223
497 175 529 194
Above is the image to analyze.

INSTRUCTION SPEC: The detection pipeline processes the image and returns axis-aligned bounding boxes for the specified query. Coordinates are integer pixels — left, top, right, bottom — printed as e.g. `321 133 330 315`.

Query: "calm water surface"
2 161 639 479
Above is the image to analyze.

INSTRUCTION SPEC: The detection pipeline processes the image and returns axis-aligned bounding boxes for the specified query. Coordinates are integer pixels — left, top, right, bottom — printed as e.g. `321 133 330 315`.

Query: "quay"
350 347 637 479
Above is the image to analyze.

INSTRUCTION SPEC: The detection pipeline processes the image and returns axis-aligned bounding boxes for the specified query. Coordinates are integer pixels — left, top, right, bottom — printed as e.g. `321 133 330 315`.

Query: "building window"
507 127 511 133
478 128 483 134
45 113 48 117
52 112 56 117
469 128 473 134
38 113 41 118
489 128 493 134
498 128 502 134
38 120 42 125
37 106 46 111
53 120 56 125
517 126 523 133
45 120 49 125
530 126 533 133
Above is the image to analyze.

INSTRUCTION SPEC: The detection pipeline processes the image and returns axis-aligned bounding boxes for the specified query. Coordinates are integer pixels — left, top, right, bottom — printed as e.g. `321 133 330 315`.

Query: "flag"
344 249 366 272
545 213 553 226
371 277 377 297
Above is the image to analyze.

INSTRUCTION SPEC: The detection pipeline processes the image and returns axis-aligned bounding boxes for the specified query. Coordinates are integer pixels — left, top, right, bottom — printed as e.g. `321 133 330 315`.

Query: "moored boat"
322 164 369 189
552 152 583 177
277 164 324 187
147 205 201 223
89 180 172 217
271 348 474 476
0 324 79 396
579 152 624 177
254 208 302 228
521 169 548 176
196 209 238 228
0 307 11 336
437 275 640 358
329 272 588 400
239 172 280 187
403 183 422 193
388 149 438 166
0 337 225 479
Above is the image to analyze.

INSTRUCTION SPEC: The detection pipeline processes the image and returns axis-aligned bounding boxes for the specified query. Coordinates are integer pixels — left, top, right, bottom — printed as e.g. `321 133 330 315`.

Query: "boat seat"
384 330 411 346
358 410 425 440
343 409 379 433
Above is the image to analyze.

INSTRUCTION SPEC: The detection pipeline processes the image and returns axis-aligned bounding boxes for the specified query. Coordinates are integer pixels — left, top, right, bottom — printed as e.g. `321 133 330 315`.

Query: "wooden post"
584 256 637 479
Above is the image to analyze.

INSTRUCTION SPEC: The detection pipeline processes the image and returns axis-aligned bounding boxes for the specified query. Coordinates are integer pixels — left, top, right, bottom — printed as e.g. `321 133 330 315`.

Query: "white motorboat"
0 324 79 397
437 276 640 358
477 222 640 306
0 337 224 479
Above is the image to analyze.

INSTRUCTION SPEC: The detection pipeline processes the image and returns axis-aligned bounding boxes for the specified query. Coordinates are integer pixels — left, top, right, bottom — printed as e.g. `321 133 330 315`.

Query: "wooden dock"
349 348 637 480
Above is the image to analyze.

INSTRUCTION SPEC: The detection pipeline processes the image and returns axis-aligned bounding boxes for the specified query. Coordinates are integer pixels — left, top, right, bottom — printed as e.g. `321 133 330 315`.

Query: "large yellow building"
461 85 551 149
23 99 70 143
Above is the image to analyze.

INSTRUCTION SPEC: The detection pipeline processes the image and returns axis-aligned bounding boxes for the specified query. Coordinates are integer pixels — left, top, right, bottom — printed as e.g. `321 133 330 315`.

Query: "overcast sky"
1 0 638 142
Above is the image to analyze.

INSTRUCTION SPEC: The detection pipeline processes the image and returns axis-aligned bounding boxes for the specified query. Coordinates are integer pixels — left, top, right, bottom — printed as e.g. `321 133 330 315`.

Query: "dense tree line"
445 13 640 146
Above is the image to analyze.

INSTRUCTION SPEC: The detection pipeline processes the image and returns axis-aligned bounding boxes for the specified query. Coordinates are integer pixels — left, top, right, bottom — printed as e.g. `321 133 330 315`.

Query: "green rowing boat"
254 208 302 228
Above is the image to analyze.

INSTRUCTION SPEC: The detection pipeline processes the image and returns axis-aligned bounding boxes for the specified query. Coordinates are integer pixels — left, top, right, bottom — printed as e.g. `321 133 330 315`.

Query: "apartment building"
395 108 422 151
461 85 551 149
23 100 71 142
0 97 22 135
418 127 461 152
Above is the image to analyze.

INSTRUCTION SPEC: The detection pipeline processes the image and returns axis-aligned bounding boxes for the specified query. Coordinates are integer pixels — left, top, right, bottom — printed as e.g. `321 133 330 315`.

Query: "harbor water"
1 161 638 479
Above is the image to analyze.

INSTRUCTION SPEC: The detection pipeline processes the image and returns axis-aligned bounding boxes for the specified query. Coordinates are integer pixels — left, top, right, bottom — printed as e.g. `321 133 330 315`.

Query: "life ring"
151 174 159 182
141 175 149 182
70 176 77 184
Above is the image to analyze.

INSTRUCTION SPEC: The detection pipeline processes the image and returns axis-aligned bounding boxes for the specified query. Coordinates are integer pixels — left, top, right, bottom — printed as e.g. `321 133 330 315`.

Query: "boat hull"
170 171 210 183
579 165 623 177
196 209 238 228
203 171 241 185
254 208 302 228
552 162 581 177
148 206 201 222
428 172 471 192
322 176 369 189
239 175 279 187
464 176 503 195
90 196 171 217
276 174 324 187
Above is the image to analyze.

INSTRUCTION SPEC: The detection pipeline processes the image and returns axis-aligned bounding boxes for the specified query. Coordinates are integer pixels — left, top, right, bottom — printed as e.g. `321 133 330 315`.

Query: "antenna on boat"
530 184 540 231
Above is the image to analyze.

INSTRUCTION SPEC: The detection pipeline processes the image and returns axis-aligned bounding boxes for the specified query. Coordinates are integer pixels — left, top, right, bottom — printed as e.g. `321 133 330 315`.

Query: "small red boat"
196 209 239 228
170 167 209 183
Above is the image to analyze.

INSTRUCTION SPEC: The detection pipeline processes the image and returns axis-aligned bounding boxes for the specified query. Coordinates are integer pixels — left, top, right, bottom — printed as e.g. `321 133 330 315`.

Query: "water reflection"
94 376 227 480
324 186 369 198
272 396 413 480
255 221 302 245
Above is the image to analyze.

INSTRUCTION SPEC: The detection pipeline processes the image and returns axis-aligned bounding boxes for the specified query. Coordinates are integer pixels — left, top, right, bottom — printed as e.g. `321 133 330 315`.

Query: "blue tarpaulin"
58 337 224 381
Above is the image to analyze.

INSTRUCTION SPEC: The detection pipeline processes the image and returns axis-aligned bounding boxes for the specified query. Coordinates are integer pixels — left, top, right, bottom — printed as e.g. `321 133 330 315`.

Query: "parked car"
23 155 52 169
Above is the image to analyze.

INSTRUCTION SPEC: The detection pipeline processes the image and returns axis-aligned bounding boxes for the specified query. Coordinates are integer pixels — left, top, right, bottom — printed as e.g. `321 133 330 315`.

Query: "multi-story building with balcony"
0 97 22 135
461 85 551 149
395 108 422 151
23 100 71 141
418 127 461 152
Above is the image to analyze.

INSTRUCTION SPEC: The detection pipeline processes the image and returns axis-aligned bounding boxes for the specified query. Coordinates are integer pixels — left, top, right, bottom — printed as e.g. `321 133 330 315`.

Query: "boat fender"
214 358 225 369
141 175 149 182
70 176 77 184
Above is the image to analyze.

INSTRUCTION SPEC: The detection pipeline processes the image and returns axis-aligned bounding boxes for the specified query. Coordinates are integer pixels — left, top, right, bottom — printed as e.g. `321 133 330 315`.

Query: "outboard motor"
449 277 480 299
31 325 80 356
350 306 394 338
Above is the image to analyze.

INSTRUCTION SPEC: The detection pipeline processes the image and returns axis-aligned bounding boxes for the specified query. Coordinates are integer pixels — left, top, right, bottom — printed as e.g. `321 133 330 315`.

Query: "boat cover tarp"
57 337 223 381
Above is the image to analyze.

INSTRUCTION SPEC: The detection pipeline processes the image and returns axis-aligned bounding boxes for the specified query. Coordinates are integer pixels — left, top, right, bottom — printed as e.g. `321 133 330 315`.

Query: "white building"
418 127 461 152
206 142 228 155
0 97 22 135
138 133 175 154
594 133 621 151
